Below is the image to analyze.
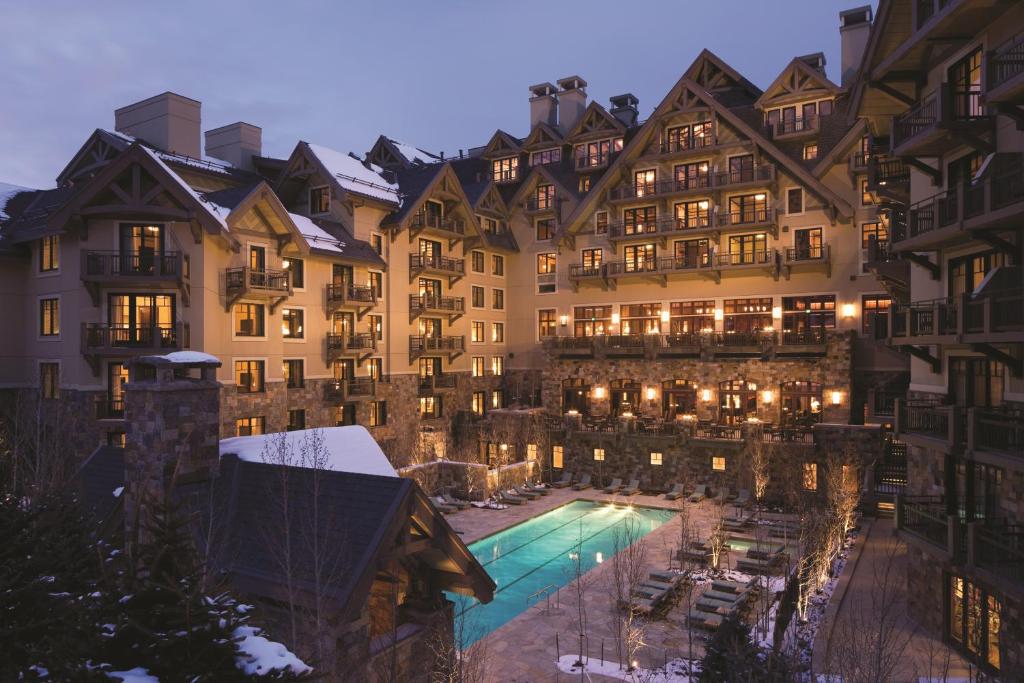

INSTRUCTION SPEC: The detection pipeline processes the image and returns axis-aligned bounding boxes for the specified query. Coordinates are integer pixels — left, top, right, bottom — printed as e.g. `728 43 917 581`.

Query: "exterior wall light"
841 303 856 319
660 310 670 323
772 306 782 319
831 390 843 406
701 388 713 402
593 386 606 399
645 387 657 401
611 312 621 325
762 389 774 404
559 314 569 327
714 309 724 322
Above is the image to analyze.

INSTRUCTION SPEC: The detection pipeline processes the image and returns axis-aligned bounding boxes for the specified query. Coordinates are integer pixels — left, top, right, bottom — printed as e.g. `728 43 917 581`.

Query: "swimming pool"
450 500 676 646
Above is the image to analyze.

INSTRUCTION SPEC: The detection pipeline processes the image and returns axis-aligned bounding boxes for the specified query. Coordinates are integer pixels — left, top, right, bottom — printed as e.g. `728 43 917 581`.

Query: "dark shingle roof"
76 445 126 530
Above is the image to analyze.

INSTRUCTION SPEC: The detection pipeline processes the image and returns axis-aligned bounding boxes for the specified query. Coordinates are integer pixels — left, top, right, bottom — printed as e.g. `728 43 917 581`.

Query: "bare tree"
825 449 861 551
607 514 649 671
708 508 728 571
748 433 771 507
565 520 595 670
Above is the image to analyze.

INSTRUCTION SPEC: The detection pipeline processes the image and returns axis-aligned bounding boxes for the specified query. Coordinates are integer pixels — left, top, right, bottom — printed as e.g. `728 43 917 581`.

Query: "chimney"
797 52 827 75
556 76 587 134
529 82 558 129
115 92 202 158
205 122 262 170
840 5 873 86
609 94 639 128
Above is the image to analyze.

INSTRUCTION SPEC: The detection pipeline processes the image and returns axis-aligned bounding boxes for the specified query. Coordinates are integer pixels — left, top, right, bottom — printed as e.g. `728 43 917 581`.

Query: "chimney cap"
114 91 201 116
557 75 587 92
797 52 827 72
205 121 262 136
529 82 557 98
839 5 872 27
609 93 639 108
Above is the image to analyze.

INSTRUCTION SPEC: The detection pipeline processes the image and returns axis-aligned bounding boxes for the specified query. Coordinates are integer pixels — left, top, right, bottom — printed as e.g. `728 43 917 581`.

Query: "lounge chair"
736 555 780 573
702 588 750 605
572 473 592 490
441 493 471 510
602 477 623 494
431 496 458 514
524 481 551 495
497 490 526 505
696 596 739 613
550 471 573 488
711 578 754 594
664 483 685 500
621 479 640 496
712 487 730 505
688 609 724 631
678 541 710 564
687 484 708 503
733 489 751 508
649 570 684 584
513 486 541 501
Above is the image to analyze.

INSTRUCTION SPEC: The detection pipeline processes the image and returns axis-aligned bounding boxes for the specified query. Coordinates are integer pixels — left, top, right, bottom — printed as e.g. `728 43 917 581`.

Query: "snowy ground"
556 655 700 682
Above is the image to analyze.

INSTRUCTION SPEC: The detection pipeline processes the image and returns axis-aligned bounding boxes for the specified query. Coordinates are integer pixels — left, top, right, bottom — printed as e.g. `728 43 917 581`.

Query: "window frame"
282 256 305 290
281 306 305 341
491 287 504 311
234 359 266 394
786 188 804 215
38 296 60 338
39 235 60 274
309 185 331 215
233 302 267 339
283 358 305 389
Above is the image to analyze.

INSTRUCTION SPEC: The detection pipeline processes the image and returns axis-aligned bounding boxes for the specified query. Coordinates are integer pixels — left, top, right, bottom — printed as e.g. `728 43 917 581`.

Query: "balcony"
768 115 819 139
655 332 702 357
603 334 648 357
604 255 720 285
775 328 829 356
894 399 964 452
93 395 125 421
968 408 1024 466
987 33 1024 105
409 213 466 244
82 322 189 375
891 85 993 158
716 208 777 236
326 333 377 362
706 331 773 357
82 250 189 306
575 151 614 170
782 243 831 278
542 335 595 357
418 373 458 395
524 195 557 214
409 294 465 323
963 289 1023 344
866 157 910 199
714 249 779 278
225 267 291 313
607 166 774 203
897 495 959 558
326 283 377 318
972 523 1024 587
889 297 959 347
409 335 464 361
654 134 717 158
323 376 379 403
607 214 719 245
409 253 465 286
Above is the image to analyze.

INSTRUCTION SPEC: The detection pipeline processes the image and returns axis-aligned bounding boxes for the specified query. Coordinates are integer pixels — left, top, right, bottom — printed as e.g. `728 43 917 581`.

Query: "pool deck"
447 487 759 682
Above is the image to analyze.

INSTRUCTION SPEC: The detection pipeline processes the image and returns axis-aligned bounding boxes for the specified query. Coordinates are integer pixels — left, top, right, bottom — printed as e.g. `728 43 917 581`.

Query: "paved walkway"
812 517 972 682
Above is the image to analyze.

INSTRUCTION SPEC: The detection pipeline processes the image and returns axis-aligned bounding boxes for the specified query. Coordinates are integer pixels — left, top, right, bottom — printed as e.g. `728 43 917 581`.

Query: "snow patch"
307 143 400 204
556 655 699 682
289 212 346 254
112 487 124 498
389 139 439 165
0 181 32 220
152 350 221 365
234 625 312 676
137 146 229 231
106 667 159 683
220 426 397 477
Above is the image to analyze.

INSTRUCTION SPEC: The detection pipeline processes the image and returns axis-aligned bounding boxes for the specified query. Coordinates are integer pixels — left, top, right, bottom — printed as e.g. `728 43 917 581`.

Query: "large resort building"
1 0 1022 677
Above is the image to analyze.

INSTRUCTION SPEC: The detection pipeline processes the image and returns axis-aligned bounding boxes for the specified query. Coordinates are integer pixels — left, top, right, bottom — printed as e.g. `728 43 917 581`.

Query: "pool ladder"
526 583 559 614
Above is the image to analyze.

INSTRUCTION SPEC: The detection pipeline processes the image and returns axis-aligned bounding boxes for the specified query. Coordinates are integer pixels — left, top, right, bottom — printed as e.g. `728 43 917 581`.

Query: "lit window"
527 444 537 461
370 400 387 427
472 321 484 343
594 448 605 461
472 391 486 416
39 298 59 336
287 409 305 432
650 452 663 466
491 356 504 376
803 462 818 490
236 416 265 436
553 445 564 468
235 360 265 393
491 389 504 408
861 179 872 206
579 176 591 192
803 144 818 161
282 257 304 288
281 308 304 339
309 186 330 214
536 218 555 241
491 157 518 183
712 456 726 471
40 235 59 272
472 356 485 377
371 233 383 255
40 362 59 399
419 396 442 419
235 303 265 337
492 322 504 343
283 359 304 388
538 309 557 338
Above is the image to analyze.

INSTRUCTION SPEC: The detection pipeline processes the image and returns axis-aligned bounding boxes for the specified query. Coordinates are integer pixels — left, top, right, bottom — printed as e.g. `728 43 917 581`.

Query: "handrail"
326 282 377 304
410 293 465 313
226 266 290 293
409 253 465 274
989 33 1024 90
83 250 184 279
411 214 466 235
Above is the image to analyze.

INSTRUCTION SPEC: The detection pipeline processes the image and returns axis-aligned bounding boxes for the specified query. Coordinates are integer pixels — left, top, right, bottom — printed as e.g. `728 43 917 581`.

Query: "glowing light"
841 304 856 319
762 390 774 404
714 309 724 321
596 552 604 564
660 310 670 323
831 390 843 406
772 306 782 319
754 193 766 201
593 386 606 399
611 312 621 325
763 325 775 333
559 314 569 326
645 387 657 401
701 389 712 402
698 200 709 209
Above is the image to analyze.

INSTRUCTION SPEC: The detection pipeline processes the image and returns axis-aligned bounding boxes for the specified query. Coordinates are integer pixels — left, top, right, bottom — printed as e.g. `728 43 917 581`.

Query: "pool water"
450 500 676 647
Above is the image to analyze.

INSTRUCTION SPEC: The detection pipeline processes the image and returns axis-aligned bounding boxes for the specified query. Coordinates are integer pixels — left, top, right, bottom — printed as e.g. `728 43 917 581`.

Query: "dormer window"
309 186 330 214
530 148 561 166
664 121 713 153
765 99 833 136
535 184 555 210
574 138 623 169
492 157 518 183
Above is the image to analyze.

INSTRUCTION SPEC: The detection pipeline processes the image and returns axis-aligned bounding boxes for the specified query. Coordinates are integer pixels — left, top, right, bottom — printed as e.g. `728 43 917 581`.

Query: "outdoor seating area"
688 578 757 631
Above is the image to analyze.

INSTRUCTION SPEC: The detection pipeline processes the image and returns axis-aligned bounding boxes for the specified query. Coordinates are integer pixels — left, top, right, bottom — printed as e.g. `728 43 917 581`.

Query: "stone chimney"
609 94 639 128
529 82 558 129
205 122 262 170
123 353 222 535
115 92 202 158
556 76 587 134
840 5 873 86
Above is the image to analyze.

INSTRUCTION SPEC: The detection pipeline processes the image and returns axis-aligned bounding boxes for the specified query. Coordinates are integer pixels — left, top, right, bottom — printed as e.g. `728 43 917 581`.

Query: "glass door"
109 294 175 346
119 224 163 274
107 362 129 417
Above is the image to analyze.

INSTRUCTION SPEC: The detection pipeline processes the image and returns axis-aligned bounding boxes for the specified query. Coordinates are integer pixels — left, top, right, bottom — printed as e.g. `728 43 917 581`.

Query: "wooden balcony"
409 253 464 286
866 157 910 201
889 297 959 351
323 376 379 403
575 151 614 170
418 373 459 395
962 289 1024 345
81 322 189 376
225 267 291 313
774 329 829 357
768 115 819 139
606 213 718 246
524 195 557 214
409 294 464 323
326 283 377 319
782 243 831 279
602 333 648 357
604 255 720 286
409 335 464 362
891 86 993 158
326 333 377 362
650 134 717 159
608 165 774 203
987 33 1024 105
714 249 780 279
715 207 777 237
409 213 466 246
968 407 1024 469
894 399 965 453
541 335 595 357
705 331 774 358
82 250 190 306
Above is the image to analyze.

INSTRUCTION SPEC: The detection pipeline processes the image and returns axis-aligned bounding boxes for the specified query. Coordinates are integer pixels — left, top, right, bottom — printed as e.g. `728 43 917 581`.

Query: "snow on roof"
156 350 221 364
0 182 33 220
389 138 440 165
289 212 346 253
219 426 397 478
307 143 401 204
103 129 235 174
138 146 229 231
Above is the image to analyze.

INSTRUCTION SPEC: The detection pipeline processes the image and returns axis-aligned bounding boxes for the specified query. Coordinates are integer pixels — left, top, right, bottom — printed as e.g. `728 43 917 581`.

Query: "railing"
326 333 376 353
608 166 773 201
410 214 466 235
83 251 183 279
900 401 951 439
715 249 776 267
989 34 1024 91
226 267 290 293
323 377 377 402
409 294 465 314
605 334 646 350
542 336 594 352
492 170 518 184
326 283 377 305
409 335 465 354
694 424 743 440
605 254 715 278
769 115 818 136
867 157 909 190
575 151 612 169
714 164 775 187
972 409 1024 455
568 263 605 279
761 425 815 443
963 289 1024 336
973 523 1024 584
784 244 827 262
717 207 774 228
710 331 774 349
607 214 716 239
409 253 465 275
659 134 715 154
420 373 458 391
781 329 827 345
661 333 702 350
525 195 557 211
83 323 187 351
893 85 987 149
899 496 952 550
893 94 939 147
94 395 125 420
890 298 958 338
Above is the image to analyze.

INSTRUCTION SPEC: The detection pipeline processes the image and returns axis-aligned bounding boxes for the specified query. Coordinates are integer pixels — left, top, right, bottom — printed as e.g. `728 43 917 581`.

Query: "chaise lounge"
687 484 708 503
621 479 640 496
572 473 593 490
664 483 685 500
602 478 623 494
550 471 573 488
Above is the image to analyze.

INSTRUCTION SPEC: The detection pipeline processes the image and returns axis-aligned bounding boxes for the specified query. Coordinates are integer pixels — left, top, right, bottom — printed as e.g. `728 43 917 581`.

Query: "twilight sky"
0 0 875 189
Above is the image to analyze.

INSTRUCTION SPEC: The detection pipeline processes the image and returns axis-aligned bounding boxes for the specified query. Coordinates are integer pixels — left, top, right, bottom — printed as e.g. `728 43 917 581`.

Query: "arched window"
662 379 698 419
719 379 758 424
561 378 590 414
610 379 641 417
780 381 823 425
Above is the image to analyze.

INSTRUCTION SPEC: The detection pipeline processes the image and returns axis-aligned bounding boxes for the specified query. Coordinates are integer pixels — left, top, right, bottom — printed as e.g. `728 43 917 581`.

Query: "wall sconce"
645 387 657 401
559 314 569 327
500 443 509 451
593 386 606 399
762 389 774 404
701 388 713 402
714 309 724 322
841 304 856 319
830 390 843 406
754 193 766 201
698 200 709 209
660 310 670 324
772 306 782 319
611 312 621 325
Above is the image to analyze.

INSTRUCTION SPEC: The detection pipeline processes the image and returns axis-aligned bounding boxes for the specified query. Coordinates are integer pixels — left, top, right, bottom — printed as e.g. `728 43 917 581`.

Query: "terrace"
225 266 291 312
890 83 993 159
325 332 377 362
607 165 775 203
408 293 465 323
409 253 465 286
81 250 190 306
82 322 189 376
409 334 465 361
322 376 381 403
325 282 377 318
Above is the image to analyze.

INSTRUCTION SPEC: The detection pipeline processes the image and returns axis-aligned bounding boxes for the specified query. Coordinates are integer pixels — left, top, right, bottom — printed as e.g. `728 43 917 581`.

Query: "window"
634 169 657 196
471 251 485 273
419 396 442 419
336 404 357 426
369 271 383 298
781 381 824 425
552 445 564 469
727 233 768 264
581 248 603 275
727 194 769 225
782 295 836 335
491 389 505 409
281 308 304 339
287 409 306 432
284 359 304 388
574 305 612 337
492 254 504 276
675 200 710 229
472 286 485 308
235 303 265 337
949 250 1005 297
472 356 485 377
371 233 383 255
670 300 715 333
538 309 557 338
367 357 382 380
664 121 713 151
675 161 711 190
527 444 538 461
861 220 887 272
534 183 555 210
712 456 726 471
107 431 126 447
492 288 504 310
530 148 561 166
803 463 818 490
472 391 486 416
40 362 59 399
803 143 818 161
39 235 59 272
536 218 555 241
39 298 59 336
236 416 266 436
479 216 498 234
471 321 485 343
724 298 773 333
786 188 804 215
492 322 504 343
862 295 892 336
624 243 656 272
861 179 871 206
624 206 657 236
595 211 608 234
793 227 823 259
650 452 663 466
368 314 383 341
949 575 1002 671
578 176 591 193
282 257 304 288
621 303 662 335
309 186 330 214
491 356 504 376
593 448 605 461
235 360 265 393
491 157 518 183
370 400 387 427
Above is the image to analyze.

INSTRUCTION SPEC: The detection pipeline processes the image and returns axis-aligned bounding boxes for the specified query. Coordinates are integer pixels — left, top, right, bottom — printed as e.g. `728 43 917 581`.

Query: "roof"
219 425 398 478
76 445 126 530
306 143 402 205
0 182 34 220
294 214 386 266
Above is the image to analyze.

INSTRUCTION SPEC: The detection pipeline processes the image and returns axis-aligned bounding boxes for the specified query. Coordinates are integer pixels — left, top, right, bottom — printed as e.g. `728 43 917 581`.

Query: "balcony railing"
893 94 939 146
323 376 378 402
326 283 377 307
973 523 1024 584
542 336 595 353
988 33 1024 91
781 328 827 345
717 207 775 228
409 335 465 355
768 115 818 137
971 409 1024 457
895 400 968 449
715 249 777 267
866 157 910 191
93 395 125 420
783 244 828 263
575 151 612 170
892 85 987 151
899 495 954 551
326 333 377 355
568 263 605 280
409 294 465 315
709 331 774 350
525 195 557 212
604 254 715 278
963 289 1024 337
82 323 188 354
890 298 958 339
659 134 715 155
226 267 290 294
607 214 716 240
410 214 466 235
83 251 184 279
419 373 458 392
608 166 773 201
604 334 647 351
409 253 465 276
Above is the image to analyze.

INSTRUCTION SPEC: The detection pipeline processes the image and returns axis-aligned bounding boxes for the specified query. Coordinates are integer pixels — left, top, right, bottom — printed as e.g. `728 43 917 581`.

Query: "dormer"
565 101 626 171
480 130 522 184
756 55 841 138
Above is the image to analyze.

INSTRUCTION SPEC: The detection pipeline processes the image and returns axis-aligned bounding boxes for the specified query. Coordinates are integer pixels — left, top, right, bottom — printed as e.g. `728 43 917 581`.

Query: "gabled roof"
507 163 577 210
382 162 482 237
289 213 386 266
684 49 763 102
278 142 401 209
365 135 442 169
812 118 868 177
480 130 522 159
755 57 841 110
520 121 565 150
564 101 626 141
